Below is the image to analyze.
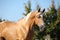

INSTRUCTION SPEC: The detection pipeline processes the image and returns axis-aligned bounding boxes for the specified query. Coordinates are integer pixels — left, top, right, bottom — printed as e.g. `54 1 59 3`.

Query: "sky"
0 0 60 22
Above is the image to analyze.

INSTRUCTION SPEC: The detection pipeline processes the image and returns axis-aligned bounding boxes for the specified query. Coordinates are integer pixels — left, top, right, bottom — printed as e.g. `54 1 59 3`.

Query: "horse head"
34 8 45 31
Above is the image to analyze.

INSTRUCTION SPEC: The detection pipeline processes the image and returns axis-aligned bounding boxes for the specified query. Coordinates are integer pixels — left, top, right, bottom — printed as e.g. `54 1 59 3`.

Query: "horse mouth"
39 25 45 32
0 37 6 40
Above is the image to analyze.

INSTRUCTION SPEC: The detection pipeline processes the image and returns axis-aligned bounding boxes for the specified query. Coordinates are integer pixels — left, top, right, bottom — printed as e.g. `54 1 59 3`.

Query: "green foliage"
44 0 57 33
0 18 5 22
23 0 31 16
57 6 60 21
0 18 2 22
41 1 60 40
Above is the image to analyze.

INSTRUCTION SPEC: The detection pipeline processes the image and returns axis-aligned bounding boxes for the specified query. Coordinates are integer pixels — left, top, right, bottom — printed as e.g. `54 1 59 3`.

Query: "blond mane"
25 11 32 22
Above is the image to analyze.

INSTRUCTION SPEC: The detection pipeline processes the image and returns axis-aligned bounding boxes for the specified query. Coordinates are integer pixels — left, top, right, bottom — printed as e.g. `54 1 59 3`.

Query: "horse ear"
42 8 45 13
38 8 41 12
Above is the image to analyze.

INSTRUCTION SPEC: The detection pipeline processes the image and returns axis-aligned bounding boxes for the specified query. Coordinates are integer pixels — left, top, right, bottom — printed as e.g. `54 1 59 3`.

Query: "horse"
0 8 45 40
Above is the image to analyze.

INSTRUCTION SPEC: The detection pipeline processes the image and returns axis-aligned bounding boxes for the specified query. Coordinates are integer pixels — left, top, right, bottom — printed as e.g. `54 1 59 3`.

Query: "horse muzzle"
39 25 45 32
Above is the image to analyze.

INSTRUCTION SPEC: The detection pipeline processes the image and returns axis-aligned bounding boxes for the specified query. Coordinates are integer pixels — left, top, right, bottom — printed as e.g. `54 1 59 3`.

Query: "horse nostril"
39 25 45 31
40 25 44 29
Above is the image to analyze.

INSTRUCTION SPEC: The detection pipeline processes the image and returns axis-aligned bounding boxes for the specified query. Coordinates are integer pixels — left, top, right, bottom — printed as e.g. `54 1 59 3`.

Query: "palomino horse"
0 8 45 40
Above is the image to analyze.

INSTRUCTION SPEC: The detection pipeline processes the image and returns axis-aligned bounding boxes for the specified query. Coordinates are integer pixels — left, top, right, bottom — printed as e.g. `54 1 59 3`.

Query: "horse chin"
39 25 45 32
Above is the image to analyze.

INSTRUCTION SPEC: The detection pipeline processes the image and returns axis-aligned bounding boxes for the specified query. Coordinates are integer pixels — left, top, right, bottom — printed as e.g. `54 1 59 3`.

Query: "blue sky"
0 0 60 22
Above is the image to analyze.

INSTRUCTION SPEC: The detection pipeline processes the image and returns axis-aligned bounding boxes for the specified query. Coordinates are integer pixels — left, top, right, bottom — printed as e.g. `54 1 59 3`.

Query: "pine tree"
42 0 57 40
23 0 31 16
55 6 60 40
57 6 60 21
0 18 2 22
43 0 57 34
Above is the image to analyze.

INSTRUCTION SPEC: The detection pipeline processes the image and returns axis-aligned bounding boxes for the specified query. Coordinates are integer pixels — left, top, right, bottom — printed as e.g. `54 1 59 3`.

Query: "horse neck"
17 17 35 30
24 17 35 40
24 19 35 40
17 11 35 40
18 17 35 40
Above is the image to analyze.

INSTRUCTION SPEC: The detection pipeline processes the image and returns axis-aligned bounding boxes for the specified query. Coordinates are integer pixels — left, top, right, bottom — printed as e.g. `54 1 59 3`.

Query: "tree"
41 0 57 40
23 0 31 16
0 18 2 22
44 0 57 33
57 6 60 21
54 6 60 40
0 18 5 22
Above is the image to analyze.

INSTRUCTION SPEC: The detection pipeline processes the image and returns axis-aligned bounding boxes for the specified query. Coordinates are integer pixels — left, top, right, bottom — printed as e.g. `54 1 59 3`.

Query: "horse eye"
37 15 41 18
